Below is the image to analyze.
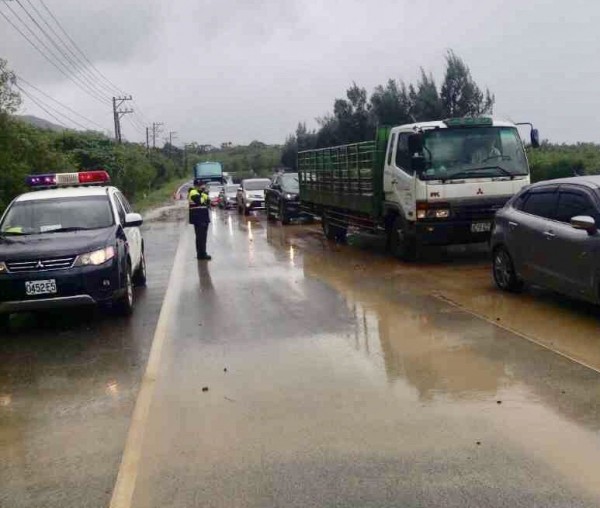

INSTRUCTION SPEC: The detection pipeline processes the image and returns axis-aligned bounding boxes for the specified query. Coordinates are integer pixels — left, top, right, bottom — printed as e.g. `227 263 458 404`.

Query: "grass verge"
133 177 190 213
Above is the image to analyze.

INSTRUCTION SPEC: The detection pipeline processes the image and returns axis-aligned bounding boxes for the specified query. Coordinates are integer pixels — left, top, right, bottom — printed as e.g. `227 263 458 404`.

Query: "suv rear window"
521 189 557 219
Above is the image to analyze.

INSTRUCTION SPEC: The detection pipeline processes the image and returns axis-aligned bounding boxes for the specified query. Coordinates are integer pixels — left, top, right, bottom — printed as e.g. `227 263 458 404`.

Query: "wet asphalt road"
3 205 600 507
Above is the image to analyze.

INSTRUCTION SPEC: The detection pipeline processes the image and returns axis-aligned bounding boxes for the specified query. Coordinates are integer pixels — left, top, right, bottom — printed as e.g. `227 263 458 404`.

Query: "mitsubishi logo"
476 188 484 195
36 260 44 269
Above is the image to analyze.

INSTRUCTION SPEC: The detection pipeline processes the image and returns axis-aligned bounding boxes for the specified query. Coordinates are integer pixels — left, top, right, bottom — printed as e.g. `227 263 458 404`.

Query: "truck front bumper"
415 219 493 246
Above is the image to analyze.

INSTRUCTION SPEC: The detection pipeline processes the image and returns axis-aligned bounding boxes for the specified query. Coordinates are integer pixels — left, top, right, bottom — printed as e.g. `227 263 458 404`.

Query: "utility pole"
152 122 163 149
112 96 133 143
168 131 177 159
145 127 150 154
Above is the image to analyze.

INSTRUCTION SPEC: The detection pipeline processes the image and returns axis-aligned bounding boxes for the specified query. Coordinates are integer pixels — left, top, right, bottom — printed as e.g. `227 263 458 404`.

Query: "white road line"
109 226 190 508
433 292 600 376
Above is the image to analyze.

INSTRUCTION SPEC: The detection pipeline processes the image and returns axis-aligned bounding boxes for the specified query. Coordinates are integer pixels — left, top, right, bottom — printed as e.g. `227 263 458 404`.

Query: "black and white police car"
0 170 146 324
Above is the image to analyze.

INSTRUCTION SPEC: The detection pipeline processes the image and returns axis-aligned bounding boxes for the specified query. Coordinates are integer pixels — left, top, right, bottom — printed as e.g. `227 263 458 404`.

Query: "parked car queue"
220 172 600 309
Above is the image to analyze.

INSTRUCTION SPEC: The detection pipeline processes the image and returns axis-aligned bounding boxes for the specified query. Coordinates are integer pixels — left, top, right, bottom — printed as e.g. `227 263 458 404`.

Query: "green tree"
440 51 494 117
370 79 413 127
410 69 443 121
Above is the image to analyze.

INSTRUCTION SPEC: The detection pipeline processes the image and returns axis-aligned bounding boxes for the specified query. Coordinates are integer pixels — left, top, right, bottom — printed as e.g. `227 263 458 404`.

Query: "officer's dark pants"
194 223 209 257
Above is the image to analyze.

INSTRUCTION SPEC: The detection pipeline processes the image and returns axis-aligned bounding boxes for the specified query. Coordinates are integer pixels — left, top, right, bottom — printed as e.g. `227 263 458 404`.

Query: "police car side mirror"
124 212 143 227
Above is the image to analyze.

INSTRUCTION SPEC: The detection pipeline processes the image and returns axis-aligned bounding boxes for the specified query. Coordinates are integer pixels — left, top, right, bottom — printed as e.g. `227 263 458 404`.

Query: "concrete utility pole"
152 122 163 149
112 96 133 143
145 127 150 153
168 131 177 158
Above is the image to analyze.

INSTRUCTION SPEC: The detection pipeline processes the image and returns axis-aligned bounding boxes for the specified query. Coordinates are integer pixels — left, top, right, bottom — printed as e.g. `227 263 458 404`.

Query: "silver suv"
491 176 600 303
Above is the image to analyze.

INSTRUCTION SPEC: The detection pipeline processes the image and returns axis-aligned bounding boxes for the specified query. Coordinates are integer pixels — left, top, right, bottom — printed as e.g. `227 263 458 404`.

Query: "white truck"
298 117 539 259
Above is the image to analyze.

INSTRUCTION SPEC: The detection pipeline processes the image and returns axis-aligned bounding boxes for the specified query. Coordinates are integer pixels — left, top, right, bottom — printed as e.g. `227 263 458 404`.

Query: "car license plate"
471 222 492 233
25 279 57 296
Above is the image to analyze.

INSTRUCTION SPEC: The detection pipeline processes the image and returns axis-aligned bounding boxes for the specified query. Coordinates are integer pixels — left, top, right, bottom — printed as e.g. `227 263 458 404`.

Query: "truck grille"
452 200 509 221
7 256 76 273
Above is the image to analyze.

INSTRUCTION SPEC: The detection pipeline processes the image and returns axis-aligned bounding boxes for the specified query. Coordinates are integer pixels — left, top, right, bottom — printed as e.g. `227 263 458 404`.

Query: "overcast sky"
1 0 598 146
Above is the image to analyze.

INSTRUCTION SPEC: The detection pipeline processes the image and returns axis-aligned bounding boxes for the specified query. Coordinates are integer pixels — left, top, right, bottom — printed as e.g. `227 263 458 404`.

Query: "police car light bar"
26 170 110 188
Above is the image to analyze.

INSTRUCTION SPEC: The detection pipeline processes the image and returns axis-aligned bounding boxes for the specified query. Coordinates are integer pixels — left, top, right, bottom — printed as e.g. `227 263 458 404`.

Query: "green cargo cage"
298 127 390 218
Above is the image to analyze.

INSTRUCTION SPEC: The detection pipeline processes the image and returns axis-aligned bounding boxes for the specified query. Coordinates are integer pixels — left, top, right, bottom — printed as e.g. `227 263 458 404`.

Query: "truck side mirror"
530 128 540 148
408 133 424 154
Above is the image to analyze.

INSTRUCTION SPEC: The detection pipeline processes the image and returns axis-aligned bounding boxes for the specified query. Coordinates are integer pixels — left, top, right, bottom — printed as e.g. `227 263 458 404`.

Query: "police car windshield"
0 196 114 235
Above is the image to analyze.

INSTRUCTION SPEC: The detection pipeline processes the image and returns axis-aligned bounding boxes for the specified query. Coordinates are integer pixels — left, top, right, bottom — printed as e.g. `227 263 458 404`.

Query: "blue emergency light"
26 170 110 188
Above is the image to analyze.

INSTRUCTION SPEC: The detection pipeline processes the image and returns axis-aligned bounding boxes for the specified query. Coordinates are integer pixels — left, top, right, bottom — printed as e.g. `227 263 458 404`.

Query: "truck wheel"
388 216 417 261
280 203 290 225
322 218 346 242
492 246 524 292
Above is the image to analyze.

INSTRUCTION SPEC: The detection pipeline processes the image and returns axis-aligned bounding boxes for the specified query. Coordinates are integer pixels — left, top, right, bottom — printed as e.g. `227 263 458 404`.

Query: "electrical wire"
20 0 117 97
11 0 112 101
0 4 108 105
16 84 97 131
16 75 107 131
37 0 128 97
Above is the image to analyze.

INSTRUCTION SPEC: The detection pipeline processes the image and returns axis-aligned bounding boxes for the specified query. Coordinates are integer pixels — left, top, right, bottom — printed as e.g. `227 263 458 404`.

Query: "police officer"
189 179 212 260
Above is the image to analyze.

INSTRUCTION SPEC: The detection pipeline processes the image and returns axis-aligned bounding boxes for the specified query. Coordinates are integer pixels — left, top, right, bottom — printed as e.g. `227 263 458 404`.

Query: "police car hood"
0 227 115 261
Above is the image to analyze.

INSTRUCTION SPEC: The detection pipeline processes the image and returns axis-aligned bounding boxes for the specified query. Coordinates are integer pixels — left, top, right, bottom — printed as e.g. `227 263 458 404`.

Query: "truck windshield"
194 162 222 179
420 127 528 180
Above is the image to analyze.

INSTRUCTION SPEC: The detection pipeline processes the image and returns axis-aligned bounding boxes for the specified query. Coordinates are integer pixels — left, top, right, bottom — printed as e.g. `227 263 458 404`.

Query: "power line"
15 83 91 130
0 3 108 105
20 0 117 97
12 0 112 101
16 74 107 131
37 0 128 97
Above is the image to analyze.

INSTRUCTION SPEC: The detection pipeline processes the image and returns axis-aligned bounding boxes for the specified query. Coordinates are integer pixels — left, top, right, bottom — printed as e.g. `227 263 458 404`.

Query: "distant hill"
16 115 66 132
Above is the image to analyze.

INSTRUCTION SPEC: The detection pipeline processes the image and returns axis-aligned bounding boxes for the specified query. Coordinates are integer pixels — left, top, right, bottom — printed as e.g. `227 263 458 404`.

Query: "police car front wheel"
114 266 134 316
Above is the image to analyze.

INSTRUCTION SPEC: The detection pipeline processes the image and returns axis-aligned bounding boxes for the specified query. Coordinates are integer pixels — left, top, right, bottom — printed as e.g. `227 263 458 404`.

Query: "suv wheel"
114 265 134 316
493 246 524 292
133 250 147 287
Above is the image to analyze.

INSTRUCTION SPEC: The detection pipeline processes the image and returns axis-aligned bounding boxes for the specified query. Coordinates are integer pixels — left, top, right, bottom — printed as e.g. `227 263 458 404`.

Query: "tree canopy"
282 51 496 168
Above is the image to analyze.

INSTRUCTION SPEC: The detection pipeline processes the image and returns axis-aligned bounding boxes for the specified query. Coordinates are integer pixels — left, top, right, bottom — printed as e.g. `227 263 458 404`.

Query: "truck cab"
383 117 538 254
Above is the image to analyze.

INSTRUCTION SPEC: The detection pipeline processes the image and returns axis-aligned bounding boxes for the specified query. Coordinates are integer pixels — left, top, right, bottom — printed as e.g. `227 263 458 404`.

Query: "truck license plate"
471 222 492 233
25 279 57 296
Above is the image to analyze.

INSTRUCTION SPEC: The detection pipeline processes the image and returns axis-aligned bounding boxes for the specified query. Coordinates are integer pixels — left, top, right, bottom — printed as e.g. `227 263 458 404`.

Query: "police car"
0 171 146 323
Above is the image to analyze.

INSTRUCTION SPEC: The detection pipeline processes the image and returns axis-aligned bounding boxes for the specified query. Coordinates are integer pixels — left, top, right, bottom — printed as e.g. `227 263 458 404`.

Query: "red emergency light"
26 170 111 188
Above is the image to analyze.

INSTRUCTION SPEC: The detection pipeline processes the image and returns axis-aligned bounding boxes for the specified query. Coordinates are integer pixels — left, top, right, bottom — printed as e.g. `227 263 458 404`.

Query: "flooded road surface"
0 206 185 508
115 211 600 508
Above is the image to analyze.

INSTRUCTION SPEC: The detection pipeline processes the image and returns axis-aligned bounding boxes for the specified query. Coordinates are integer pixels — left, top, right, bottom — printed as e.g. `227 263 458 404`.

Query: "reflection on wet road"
0 208 184 508
2 206 600 507
125 210 600 508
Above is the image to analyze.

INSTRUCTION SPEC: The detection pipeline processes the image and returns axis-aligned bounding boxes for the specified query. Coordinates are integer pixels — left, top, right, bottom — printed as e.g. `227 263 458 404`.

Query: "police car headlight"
75 246 115 266
0 262 7 274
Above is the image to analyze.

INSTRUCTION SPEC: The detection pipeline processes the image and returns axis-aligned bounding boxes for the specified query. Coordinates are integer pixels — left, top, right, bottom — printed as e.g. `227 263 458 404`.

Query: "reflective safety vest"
188 189 210 224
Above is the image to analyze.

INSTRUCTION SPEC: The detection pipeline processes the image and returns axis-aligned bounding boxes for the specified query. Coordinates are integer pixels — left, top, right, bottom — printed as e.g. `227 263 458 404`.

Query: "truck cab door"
384 131 415 220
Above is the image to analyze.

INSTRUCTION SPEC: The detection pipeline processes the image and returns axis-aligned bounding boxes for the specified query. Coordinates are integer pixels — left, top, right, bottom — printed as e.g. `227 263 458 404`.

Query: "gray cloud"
3 0 599 145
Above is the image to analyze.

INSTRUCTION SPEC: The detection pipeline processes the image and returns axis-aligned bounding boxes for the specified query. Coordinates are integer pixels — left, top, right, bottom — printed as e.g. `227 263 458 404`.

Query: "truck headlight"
284 193 296 200
75 246 115 266
0 262 7 274
416 202 451 220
